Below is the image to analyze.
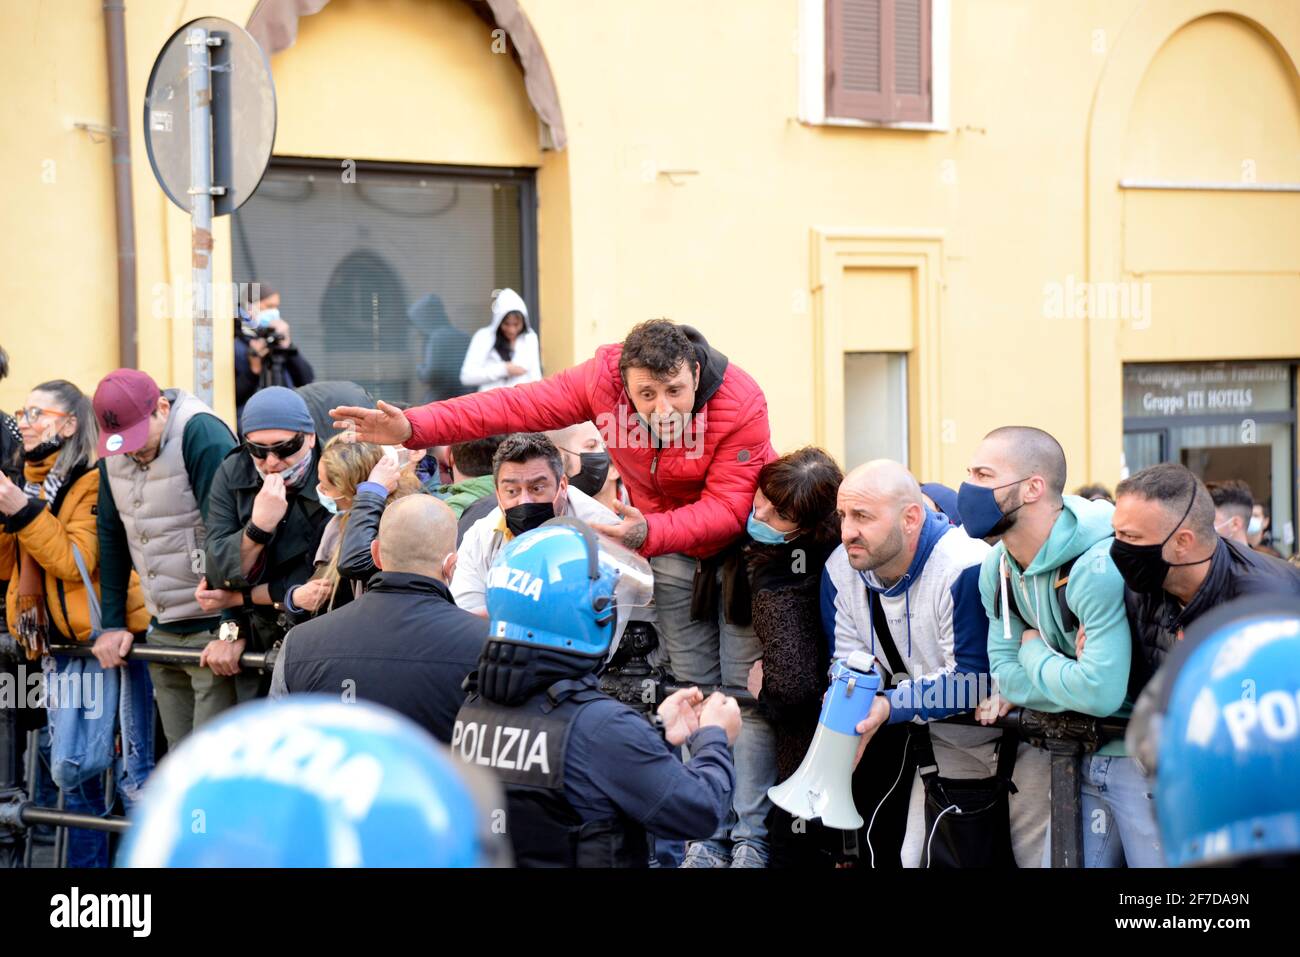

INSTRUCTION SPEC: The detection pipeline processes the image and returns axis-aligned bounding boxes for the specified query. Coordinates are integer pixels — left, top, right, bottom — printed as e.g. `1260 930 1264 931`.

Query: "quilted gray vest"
105 391 225 624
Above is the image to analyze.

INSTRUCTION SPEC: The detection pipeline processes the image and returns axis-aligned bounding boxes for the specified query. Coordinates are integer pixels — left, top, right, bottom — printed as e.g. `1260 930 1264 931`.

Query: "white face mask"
1248 516 1263 536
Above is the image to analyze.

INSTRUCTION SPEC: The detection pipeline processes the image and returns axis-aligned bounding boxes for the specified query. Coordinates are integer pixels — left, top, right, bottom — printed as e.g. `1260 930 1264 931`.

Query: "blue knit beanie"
241 386 315 436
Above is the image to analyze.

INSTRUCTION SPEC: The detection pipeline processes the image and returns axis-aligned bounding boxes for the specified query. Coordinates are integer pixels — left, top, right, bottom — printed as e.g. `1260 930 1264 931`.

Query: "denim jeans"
1041 753 1164 867
35 728 108 868
1080 754 1164 867
43 652 155 867
650 553 777 862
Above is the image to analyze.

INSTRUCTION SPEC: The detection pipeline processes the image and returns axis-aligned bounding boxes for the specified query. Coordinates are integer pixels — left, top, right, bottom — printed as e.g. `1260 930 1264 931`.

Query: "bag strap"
995 727 1020 788
68 542 101 636
867 587 908 680
1054 554 1080 633
867 589 939 778
998 553 1079 634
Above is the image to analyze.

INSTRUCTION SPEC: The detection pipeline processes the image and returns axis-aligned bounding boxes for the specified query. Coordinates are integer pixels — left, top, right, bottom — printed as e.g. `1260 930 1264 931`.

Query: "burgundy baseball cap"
94 369 161 457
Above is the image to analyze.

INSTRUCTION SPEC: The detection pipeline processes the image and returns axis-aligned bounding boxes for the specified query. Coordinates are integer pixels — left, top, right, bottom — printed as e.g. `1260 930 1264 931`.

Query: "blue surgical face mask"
957 478 1027 540
317 489 340 515
1248 516 1263 537
257 307 281 327
747 508 793 545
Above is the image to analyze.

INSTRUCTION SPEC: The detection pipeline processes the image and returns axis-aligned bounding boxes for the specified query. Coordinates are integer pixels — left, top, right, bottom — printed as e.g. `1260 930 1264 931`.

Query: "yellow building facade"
2 0 1298 545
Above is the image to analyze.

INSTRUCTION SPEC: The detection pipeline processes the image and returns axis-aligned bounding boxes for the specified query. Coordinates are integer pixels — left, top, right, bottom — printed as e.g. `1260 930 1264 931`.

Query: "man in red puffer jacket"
331 319 779 867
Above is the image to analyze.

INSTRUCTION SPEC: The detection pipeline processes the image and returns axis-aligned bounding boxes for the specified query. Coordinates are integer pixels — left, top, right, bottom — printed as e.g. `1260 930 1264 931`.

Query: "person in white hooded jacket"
459 288 541 391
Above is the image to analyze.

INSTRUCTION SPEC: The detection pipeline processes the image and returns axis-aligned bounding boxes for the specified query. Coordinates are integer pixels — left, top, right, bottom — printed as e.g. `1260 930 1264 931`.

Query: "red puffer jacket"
403 327 775 558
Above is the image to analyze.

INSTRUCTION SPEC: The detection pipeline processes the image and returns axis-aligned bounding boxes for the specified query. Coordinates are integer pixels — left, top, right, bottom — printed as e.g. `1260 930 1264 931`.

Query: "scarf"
14 450 61 659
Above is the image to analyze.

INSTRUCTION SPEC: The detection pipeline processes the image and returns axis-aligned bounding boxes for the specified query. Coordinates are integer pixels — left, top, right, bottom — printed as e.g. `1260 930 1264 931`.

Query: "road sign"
143 17 276 406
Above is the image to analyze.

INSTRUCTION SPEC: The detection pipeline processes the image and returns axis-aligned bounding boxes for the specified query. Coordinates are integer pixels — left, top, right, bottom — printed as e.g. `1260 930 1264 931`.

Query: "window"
826 0 932 123
232 158 536 405
844 352 908 469
1122 361 1297 556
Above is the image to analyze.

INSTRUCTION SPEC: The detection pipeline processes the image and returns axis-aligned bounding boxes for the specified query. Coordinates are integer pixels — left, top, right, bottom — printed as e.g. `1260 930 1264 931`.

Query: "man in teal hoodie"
959 426 1161 867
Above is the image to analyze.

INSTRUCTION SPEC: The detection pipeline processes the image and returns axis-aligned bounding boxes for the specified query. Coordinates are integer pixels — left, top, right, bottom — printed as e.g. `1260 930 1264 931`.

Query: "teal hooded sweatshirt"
979 495 1132 755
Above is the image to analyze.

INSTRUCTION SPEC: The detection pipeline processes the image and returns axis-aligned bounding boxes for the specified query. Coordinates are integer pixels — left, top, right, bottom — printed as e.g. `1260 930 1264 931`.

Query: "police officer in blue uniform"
453 516 740 867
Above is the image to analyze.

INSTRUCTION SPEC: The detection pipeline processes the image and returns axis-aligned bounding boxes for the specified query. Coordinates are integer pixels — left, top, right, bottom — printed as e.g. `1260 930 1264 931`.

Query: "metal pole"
102 0 139 369
0 796 131 838
22 730 38 867
1047 740 1084 868
0 635 24 867
46 643 276 672
186 27 218 407
19 807 131 837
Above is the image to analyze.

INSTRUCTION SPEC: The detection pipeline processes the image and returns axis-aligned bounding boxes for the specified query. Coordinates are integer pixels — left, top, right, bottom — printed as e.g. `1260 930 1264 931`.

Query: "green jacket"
424 473 495 518
979 495 1132 755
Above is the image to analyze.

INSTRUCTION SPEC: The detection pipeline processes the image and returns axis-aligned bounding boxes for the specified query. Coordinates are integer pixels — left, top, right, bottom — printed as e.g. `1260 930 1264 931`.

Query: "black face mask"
567 451 610 498
504 501 556 537
23 436 66 463
1110 482 1211 595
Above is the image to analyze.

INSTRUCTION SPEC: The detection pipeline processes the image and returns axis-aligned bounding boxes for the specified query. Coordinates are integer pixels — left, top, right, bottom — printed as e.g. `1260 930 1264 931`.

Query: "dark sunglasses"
245 432 306 460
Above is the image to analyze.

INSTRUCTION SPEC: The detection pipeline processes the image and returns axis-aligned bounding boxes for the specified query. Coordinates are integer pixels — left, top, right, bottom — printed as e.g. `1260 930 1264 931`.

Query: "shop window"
233 158 535 405
1123 361 1297 555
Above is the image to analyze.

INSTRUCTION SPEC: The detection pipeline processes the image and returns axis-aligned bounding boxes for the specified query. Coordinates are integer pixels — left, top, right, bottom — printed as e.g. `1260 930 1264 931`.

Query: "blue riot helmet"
485 516 654 659
120 696 510 867
1130 595 1300 866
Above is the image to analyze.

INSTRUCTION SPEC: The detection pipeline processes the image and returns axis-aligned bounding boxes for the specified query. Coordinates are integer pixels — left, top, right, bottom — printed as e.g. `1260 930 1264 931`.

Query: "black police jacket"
453 678 650 868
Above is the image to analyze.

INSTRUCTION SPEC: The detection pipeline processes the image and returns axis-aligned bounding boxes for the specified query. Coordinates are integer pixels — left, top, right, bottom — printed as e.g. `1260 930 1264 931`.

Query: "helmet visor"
596 537 654 657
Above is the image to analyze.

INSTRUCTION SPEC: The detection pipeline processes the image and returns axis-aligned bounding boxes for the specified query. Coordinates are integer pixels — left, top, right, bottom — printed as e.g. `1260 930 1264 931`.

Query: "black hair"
757 446 843 550
493 314 524 363
619 319 696 382
986 425 1068 499
1117 463 1216 540
492 432 564 484
1074 483 1114 504
452 435 506 478
1206 478 1254 523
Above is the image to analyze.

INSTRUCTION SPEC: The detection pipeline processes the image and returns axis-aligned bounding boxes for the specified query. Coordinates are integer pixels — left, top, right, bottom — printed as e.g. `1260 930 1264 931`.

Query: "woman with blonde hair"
304 435 423 614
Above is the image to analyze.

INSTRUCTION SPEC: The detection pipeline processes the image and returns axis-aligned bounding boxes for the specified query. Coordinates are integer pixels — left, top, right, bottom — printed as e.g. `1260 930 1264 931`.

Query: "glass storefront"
1123 361 1297 556
233 159 535 406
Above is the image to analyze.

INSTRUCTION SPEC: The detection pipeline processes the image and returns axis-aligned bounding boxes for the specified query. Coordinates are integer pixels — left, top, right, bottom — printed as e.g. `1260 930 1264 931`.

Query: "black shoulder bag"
869 590 1019 868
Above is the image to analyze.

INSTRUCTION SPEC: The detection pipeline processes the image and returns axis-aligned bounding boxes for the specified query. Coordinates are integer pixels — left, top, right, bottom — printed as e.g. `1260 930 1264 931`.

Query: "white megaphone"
767 650 881 830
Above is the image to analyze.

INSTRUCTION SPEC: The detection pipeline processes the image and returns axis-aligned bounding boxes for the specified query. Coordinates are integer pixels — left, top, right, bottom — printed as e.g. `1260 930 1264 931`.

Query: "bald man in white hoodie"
822 460 1050 867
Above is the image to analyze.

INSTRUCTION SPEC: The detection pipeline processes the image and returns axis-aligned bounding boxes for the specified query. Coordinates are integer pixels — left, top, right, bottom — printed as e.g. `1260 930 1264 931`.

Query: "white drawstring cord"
999 553 1012 641
925 803 961 867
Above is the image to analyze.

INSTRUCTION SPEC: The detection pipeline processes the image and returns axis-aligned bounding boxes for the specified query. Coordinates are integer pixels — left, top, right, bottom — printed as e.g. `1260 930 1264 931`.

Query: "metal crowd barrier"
0 637 276 867
1 638 1126 868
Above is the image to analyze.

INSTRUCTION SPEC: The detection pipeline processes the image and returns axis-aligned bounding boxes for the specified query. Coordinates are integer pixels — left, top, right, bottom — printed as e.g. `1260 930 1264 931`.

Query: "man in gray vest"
93 368 241 749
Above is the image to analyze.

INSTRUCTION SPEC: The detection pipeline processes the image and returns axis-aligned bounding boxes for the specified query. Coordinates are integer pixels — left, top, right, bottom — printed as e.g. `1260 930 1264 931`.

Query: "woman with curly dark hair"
738 446 844 867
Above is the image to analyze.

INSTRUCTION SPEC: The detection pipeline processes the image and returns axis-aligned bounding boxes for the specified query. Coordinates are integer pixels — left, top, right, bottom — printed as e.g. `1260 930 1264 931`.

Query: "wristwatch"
245 520 274 545
218 620 240 643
